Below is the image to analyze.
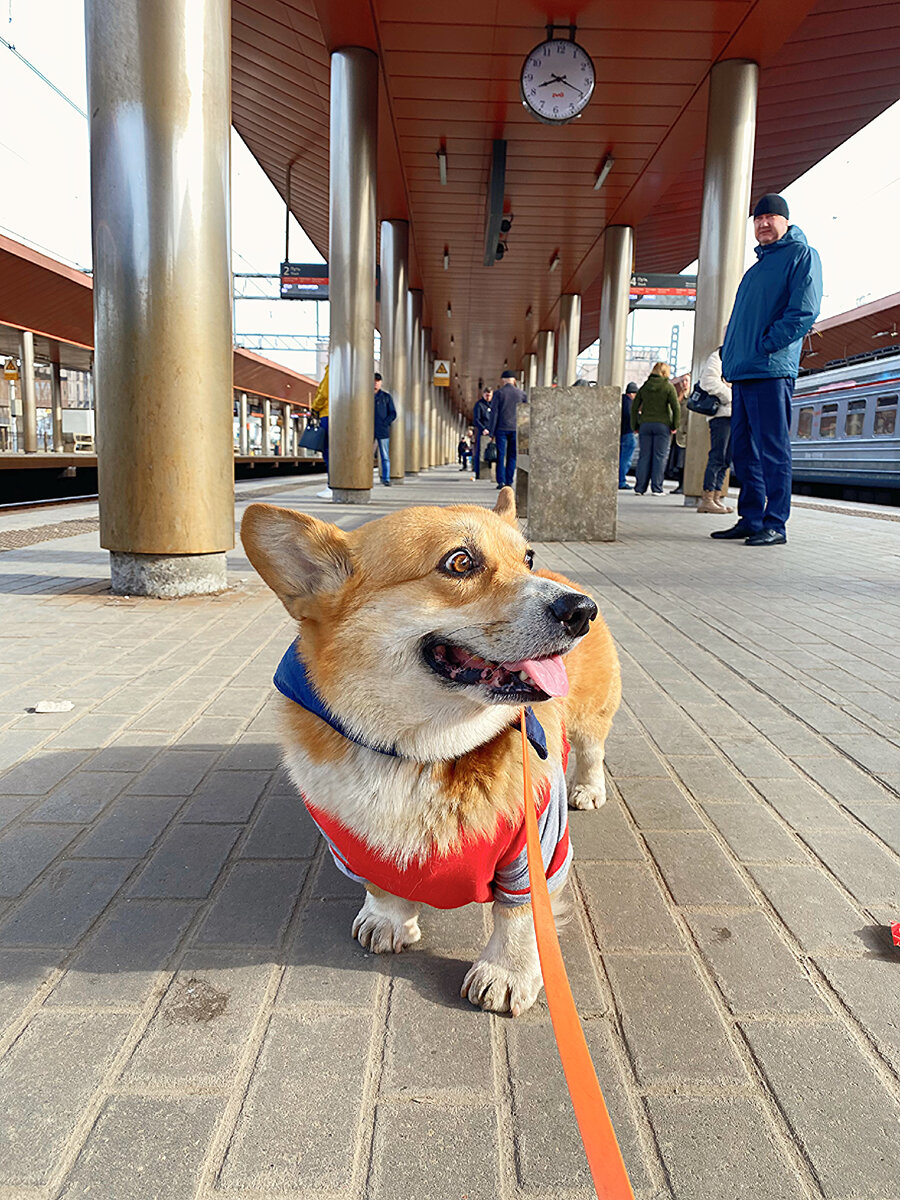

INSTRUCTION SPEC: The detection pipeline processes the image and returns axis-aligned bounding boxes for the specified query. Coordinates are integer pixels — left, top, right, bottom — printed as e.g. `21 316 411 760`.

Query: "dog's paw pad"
460 961 542 1016
352 911 421 954
568 782 607 810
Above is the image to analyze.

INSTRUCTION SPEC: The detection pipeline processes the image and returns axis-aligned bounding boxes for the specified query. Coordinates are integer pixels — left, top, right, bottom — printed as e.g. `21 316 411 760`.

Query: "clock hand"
539 73 585 98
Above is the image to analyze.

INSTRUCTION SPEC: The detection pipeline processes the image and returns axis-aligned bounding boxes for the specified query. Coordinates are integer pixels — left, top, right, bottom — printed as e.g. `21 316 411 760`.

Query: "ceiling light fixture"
526 306 533 320
594 153 615 191
447 303 452 318
443 248 450 270
436 147 448 186
549 253 560 273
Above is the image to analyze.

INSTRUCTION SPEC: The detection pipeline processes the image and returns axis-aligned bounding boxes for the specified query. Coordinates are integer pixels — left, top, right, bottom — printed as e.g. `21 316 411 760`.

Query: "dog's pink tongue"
506 654 569 698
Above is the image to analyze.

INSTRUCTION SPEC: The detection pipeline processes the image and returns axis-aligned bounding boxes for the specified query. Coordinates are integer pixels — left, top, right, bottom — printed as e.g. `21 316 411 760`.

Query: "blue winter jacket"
374 390 397 439
721 225 822 382
488 383 526 434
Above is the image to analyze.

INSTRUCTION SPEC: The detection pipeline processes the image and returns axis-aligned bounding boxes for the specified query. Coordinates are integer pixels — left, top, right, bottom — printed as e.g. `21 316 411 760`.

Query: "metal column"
329 47 378 503
283 403 291 455
522 353 537 393
87 0 232 595
50 359 64 452
407 289 422 473
557 294 582 387
597 226 633 390
239 392 249 455
684 59 759 501
380 220 409 481
536 330 555 387
422 332 433 467
262 399 271 456
18 331 37 453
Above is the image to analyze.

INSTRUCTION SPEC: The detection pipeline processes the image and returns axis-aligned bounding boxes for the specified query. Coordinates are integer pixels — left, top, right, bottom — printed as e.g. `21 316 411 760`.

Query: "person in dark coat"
373 373 397 486
487 370 527 490
619 382 638 489
630 363 679 495
472 387 493 479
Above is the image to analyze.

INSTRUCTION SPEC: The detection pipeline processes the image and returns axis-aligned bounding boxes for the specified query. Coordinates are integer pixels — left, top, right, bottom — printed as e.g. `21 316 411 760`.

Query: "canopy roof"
805 293 900 369
232 0 900 409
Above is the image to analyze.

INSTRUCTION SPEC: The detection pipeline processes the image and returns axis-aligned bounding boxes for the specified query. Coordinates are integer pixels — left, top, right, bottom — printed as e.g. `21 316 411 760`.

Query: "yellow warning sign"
433 359 450 388
3 358 19 381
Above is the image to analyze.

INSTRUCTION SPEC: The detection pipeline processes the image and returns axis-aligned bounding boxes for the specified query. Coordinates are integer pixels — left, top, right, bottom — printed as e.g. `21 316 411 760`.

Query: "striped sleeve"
492 766 572 907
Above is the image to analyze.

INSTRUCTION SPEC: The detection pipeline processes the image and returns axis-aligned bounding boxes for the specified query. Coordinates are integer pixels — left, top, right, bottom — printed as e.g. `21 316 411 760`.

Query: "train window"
845 398 867 437
796 406 814 438
874 394 898 436
819 402 838 439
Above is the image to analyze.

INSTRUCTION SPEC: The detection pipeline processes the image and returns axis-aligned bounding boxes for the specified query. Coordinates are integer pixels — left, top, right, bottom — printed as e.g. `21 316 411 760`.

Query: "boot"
715 490 734 513
697 490 726 513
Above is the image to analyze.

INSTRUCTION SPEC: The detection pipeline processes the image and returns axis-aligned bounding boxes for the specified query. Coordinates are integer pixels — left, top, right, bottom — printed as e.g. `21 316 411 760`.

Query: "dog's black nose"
548 592 597 639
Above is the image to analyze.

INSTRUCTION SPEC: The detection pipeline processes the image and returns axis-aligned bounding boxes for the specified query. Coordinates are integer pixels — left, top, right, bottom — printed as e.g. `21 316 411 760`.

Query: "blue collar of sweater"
273 643 548 761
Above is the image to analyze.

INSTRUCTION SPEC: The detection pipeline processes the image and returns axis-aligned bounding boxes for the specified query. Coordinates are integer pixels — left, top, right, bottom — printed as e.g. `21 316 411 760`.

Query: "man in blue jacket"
712 194 822 546
488 370 527 490
373 373 397 486
472 386 493 479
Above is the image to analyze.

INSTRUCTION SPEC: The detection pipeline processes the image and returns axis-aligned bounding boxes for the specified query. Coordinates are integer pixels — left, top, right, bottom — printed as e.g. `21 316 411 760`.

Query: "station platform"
1 466 898 1199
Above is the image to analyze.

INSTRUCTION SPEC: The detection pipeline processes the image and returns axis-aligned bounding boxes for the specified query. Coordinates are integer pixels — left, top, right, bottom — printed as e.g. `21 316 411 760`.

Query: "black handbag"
686 382 721 416
484 441 498 463
299 419 326 452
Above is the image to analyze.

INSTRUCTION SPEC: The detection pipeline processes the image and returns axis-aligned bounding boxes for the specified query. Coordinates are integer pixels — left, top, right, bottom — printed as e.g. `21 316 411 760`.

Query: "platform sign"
3 358 19 381
433 359 450 387
280 262 328 299
629 273 696 312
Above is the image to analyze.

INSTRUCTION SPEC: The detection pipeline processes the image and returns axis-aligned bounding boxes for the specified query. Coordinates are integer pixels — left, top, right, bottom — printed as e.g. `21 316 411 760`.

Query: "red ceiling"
232 0 900 411
804 292 900 367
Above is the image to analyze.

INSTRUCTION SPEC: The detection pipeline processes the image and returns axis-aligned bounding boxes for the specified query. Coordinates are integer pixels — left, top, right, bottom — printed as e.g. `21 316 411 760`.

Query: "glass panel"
796 407 814 438
819 402 838 438
874 407 897 436
845 398 866 437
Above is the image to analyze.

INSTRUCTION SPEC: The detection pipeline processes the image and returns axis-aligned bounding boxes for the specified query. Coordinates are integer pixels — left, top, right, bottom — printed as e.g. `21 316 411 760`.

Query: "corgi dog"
241 488 620 1016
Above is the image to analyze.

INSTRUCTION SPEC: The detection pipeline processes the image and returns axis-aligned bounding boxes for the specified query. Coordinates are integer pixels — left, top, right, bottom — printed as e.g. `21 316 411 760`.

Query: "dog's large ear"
240 503 353 614
493 485 517 525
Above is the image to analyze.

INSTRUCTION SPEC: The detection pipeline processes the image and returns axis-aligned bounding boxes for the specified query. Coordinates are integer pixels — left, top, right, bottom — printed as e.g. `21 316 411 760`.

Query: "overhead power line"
0 33 87 119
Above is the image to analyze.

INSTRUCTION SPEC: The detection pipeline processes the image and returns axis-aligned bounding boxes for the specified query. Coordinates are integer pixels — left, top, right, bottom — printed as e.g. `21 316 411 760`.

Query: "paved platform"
1 465 899 1200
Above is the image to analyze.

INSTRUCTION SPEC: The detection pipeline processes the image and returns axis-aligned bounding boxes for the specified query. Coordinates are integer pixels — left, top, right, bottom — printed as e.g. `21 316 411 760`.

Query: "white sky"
2 0 899 380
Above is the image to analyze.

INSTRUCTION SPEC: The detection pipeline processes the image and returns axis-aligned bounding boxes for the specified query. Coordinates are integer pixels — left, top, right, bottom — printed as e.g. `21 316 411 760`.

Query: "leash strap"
519 709 635 1200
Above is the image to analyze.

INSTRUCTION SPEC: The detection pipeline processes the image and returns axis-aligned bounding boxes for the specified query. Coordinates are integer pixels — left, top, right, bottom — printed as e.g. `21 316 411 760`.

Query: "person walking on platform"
488 369 527 490
619 382 638 489
697 345 734 514
311 365 331 498
713 194 822 546
631 362 679 495
373 373 397 486
472 387 492 479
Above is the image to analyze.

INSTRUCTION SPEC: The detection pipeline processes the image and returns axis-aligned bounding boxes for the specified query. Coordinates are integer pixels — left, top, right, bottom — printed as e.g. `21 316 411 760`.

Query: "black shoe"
710 523 756 540
745 528 786 546
382 480 391 487
671 486 683 494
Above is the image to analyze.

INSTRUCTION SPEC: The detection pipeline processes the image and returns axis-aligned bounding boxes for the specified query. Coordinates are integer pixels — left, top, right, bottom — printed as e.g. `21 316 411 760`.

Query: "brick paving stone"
749 864 867 953
750 777 847 831
29 771 128 822
644 831 755 907
0 731 46 771
47 899 197 1008
667 755 756 803
686 912 826 1015
0 858 134 946
129 823 240 898
69 795 182 858
219 1010 372 1193
0 750 89 796
414 901 487 956
815 954 900 1075
617 777 705 830
791 753 895 807
0 794 33 830
126 750 218 796
370 1101 499 1200
43 713 131 750
0 823 80 897
741 1018 900 1196
577 862 685 951
642 717 712 756
828 732 900 776
57 1095 222 1200
568 802 646 861
701 803 809 863
175 715 245 747
279 898 381 1010
123 954 273 1089
202 685 268 719
509 1017 653 1194
90 733 170 772
605 735 670 779
0 1010 131 1187
239 790 321 858
840 801 900 854
181 769 270 823
715 739 798 780
0 948 60 1029
646 1096 807 1200
798 825 900 907
193 860 306 946
311 851 364 900
757 723 835 758
604 954 747 1086
216 738 283 771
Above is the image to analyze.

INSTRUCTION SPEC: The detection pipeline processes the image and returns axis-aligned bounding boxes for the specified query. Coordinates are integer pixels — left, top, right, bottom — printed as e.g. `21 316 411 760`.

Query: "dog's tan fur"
241 487 620 1014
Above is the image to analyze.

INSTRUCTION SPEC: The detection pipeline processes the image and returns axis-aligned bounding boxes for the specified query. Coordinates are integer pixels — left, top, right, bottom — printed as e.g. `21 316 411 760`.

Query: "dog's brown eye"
524 549 534 570
442 549 475 576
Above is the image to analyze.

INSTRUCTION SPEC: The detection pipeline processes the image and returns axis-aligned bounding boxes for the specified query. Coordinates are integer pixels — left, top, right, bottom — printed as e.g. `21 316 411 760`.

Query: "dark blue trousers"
473 429 484 478
732 378 794 535
495 429 517 487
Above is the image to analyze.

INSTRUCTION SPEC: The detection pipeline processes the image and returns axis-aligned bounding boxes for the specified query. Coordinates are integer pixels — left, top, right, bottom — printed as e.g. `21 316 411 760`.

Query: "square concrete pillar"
522 385 619 542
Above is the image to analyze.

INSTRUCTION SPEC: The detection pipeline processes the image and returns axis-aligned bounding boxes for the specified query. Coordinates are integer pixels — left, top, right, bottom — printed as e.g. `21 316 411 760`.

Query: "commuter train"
791 353 900 498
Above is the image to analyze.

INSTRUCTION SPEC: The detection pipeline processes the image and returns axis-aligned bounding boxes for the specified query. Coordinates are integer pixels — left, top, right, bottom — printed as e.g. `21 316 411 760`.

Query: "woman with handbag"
630 362 680 495
697 347 734 514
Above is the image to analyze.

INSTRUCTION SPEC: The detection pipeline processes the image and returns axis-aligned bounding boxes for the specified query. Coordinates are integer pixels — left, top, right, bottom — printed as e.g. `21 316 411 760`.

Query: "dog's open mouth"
423 639 569 702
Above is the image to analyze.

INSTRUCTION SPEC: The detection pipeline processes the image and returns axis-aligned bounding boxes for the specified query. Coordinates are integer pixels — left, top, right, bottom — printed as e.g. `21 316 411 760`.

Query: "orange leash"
519 709 635 1200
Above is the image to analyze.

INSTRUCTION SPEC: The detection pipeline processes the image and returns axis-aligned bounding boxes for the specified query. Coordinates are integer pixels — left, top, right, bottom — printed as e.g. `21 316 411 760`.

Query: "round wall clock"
520 36 595 125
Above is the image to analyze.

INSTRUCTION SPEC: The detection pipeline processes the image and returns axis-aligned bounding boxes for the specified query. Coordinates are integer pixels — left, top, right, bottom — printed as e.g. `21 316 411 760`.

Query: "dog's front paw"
568 778 607 810
352 891 421 954
460 960 542 1017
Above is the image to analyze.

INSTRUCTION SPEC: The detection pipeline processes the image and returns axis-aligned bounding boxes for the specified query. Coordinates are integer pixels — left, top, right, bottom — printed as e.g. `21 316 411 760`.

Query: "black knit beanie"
752 193 789 220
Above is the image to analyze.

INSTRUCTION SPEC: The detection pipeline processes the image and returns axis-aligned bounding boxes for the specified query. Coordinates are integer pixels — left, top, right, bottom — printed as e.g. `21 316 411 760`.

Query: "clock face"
520 38 595 124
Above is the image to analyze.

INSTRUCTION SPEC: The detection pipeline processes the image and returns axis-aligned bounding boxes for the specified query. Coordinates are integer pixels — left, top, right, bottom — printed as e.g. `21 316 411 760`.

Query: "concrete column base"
109 551 227 598
389 475 405 483
405 471 420 477
331 488 371 504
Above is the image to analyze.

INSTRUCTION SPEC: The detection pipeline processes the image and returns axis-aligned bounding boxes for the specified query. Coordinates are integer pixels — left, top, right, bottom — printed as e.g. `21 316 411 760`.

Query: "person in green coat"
630 362 680 495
